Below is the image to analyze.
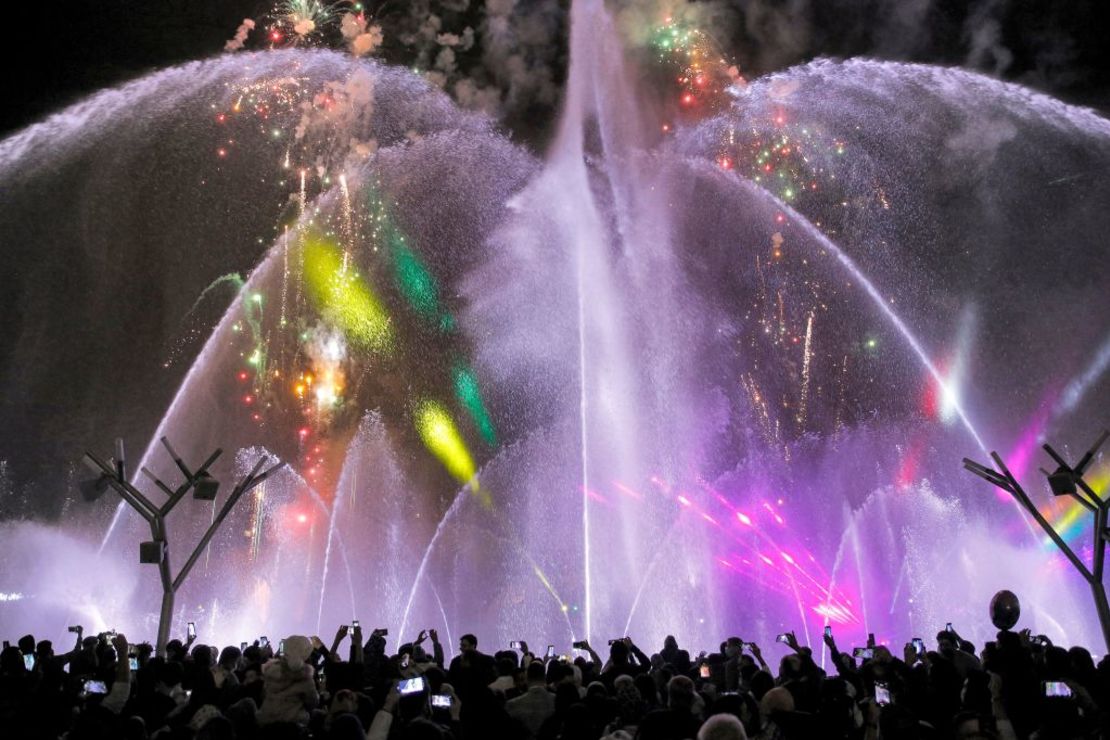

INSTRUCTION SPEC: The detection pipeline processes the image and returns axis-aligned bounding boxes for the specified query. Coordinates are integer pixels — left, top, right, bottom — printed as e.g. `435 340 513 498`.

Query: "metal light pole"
964 429 1110 651
83 436 282 656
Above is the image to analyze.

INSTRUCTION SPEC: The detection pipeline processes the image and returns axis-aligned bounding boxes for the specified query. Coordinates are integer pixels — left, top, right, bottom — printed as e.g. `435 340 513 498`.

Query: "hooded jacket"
256 657 318 725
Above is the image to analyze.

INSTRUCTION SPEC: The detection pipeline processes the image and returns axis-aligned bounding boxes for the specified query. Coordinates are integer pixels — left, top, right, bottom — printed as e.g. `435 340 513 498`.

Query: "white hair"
697 713 748 740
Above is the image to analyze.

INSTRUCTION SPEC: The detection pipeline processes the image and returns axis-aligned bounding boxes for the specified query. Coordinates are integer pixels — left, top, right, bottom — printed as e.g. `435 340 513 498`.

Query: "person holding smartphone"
599 637 651 689
935 628 981 679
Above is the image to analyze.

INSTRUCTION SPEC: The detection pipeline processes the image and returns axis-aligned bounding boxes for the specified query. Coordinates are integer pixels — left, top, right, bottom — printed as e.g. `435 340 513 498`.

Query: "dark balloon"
990 590 1021 630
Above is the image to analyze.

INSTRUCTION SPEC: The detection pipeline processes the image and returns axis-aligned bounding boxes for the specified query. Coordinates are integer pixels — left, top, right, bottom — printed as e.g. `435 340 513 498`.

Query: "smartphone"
278 639 286 656
401 653 411 669
824 626 832 638
129 656 139 671
398 676 427 694
375 628 388 636
187 622 196 640
510 641 523 649
83 679 108 695
699 664 711 678
352 619 360 629
911 638 925 656
260 636 269 648
68 626 81 634
875 682 892 706
608 639 619 646
240 642 248 652
572 640 588 650
1031 635 1047 647
945 622 954 633
545 645 556 659
23 654 35 671
431 693 452 708
852 647 873 659
867 632 875 646
775 633 790 644
1044 681 1072 698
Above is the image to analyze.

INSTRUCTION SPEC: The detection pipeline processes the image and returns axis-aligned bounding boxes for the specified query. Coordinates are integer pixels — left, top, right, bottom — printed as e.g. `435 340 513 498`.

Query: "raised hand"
429 629 439 644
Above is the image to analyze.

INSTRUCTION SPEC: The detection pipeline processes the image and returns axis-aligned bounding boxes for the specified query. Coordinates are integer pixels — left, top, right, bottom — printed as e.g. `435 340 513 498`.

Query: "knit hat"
283 635 313 671
189 704 223 731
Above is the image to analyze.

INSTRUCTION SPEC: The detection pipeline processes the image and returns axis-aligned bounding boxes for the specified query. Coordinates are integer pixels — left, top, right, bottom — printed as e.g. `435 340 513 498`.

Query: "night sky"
4 0 1110 141
2 0 1109 520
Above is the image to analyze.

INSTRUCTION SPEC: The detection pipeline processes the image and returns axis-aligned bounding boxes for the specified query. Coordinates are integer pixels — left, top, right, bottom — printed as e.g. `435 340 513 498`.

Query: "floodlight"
1047 466 1076 497
193 473 219 501
79 473 112 502
139 540 165 564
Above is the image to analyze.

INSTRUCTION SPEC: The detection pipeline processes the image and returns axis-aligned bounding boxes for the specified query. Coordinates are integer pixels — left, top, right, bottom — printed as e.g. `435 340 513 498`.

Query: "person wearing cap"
256 635 318 726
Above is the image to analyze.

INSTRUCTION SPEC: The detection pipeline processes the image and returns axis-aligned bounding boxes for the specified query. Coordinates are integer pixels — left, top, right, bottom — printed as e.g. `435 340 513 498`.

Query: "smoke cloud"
224 18 256 52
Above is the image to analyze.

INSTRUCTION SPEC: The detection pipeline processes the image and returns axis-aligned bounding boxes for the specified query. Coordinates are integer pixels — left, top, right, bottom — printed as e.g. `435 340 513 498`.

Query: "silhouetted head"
192 644 215 668
664 635 679 651
1 645 25 674
609 640 630 663
1069 646 1096 678
527 660 547 685
936 631 958 657
667 675 696 712
697 713 748 740
217 645 241 671
166 639 186 662
635 672 659 706
403 717 446 740
459 634 477 654
17 635 35 654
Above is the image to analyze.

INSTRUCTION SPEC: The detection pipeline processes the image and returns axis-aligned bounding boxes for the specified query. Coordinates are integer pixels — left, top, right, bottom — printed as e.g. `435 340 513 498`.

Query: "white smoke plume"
964 0 1014 76
224 18 256 52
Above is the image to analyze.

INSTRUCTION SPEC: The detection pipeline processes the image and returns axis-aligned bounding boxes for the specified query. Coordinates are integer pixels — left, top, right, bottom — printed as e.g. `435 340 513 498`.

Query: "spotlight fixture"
79 473 111 502
193 472 220 501
1047 466 1076 497
139 540 165 564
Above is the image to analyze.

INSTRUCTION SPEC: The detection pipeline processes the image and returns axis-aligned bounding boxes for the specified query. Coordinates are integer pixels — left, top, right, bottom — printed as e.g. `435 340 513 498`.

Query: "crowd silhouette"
1 615 1106 739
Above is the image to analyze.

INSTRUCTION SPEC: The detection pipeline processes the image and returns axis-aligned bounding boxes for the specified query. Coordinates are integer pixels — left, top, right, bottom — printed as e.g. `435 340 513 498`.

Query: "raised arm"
429 629 444 668
101 633 132 715
626 638 650 667
330 624 349 658
580 640 602 666
747 642 769 671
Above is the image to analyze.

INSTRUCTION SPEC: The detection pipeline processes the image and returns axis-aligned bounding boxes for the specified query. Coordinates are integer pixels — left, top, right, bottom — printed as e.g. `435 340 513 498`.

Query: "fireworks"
719 122 848 205
651 17 741 118
276 0 341 41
